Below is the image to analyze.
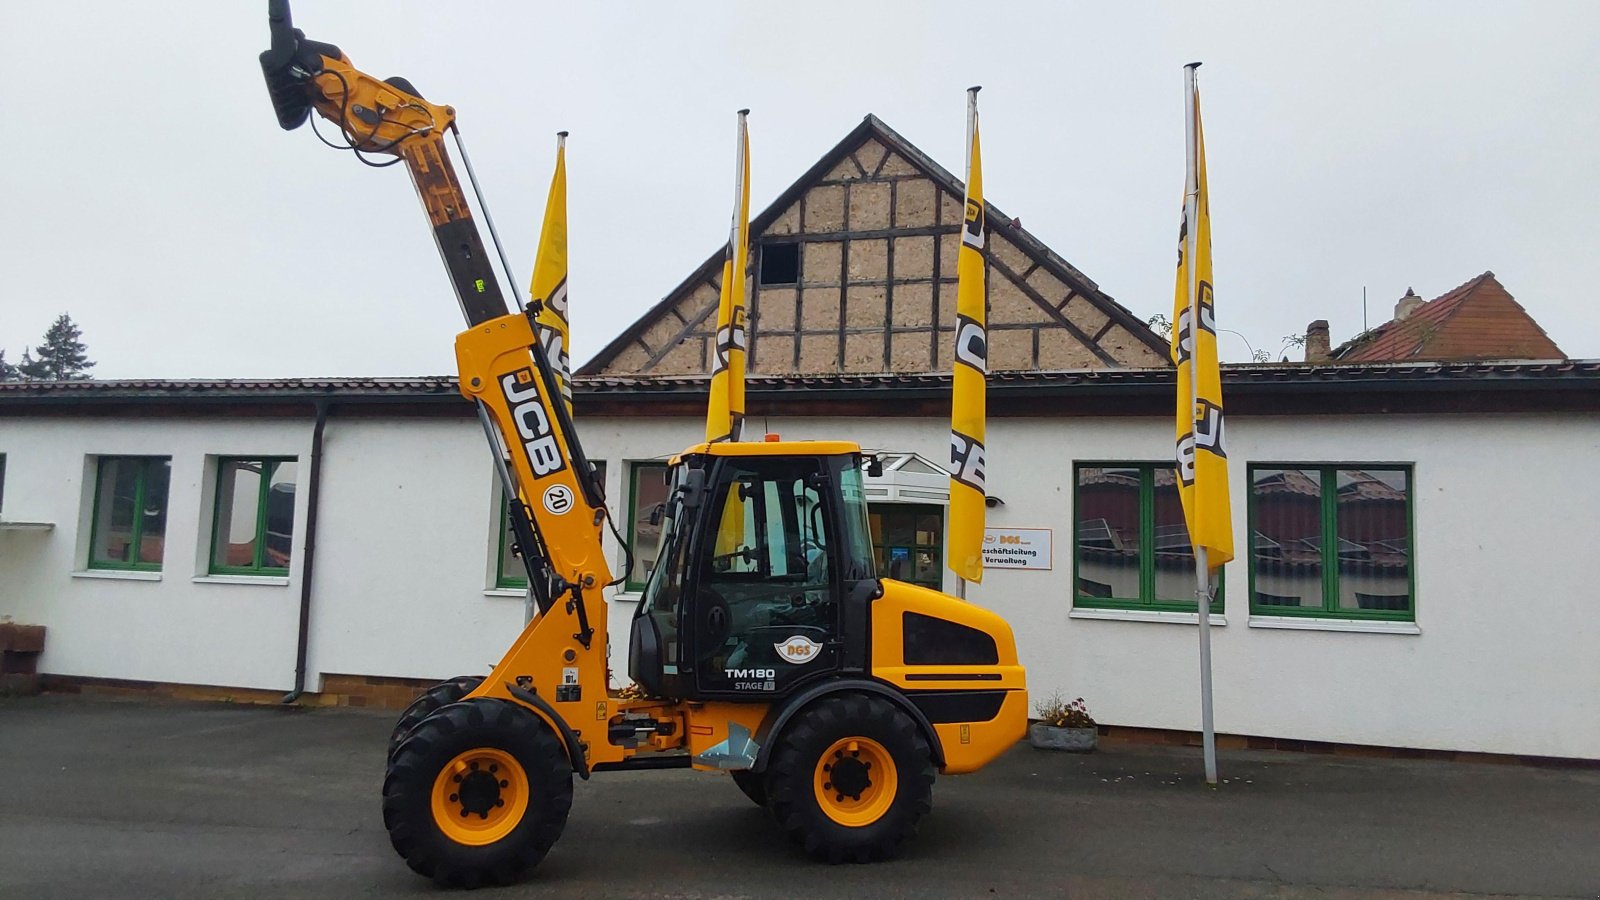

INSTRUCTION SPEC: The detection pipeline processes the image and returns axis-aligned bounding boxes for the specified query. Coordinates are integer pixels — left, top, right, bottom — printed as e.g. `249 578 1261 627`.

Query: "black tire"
382 698 573 888
766 693 935 863
388 675 485 760
731 769 768 807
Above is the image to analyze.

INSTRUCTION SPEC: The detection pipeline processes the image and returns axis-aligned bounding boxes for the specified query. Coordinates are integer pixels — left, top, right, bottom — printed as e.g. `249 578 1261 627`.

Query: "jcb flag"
529 132 572 412
706 110 751 444
1171 77 1234 570
948 92 987 585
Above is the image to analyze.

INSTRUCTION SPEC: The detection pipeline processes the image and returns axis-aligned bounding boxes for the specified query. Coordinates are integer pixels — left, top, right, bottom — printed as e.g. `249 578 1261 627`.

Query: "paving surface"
1 695 1596 899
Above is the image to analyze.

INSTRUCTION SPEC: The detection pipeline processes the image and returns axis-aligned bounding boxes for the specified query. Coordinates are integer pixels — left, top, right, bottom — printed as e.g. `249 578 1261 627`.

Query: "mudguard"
747 677 945 773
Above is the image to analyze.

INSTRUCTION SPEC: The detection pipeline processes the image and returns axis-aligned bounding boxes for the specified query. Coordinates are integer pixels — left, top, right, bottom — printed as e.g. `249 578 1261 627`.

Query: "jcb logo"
962 198 984 250
950 430 987 495
1174 281 1216 365
499 369 567 479
953 314 987 376
711 307 747 376
1176 399 1227 486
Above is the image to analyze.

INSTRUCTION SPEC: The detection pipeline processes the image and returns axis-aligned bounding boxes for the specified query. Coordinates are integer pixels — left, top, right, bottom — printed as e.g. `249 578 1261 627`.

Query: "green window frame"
209 457 297 576
1072 462 1224 613
1247 463 1415 621
496 491 528 590
87 455 172 571
496 462 606 590
624 461 670 593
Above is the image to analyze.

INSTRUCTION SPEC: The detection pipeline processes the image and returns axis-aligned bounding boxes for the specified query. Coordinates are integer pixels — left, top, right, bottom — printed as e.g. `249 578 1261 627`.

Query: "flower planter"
1028 722 1097 752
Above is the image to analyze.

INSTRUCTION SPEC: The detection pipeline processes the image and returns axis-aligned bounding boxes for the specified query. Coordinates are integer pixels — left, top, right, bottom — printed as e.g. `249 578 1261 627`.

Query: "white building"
4 362 1597 760
4 116 1597 760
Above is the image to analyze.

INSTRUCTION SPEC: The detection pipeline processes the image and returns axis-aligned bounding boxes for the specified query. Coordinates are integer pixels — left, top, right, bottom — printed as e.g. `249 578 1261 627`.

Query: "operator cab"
629 441 879 701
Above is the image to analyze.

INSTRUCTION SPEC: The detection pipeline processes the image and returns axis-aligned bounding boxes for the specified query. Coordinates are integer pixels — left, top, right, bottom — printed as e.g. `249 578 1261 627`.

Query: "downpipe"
282 399 330 704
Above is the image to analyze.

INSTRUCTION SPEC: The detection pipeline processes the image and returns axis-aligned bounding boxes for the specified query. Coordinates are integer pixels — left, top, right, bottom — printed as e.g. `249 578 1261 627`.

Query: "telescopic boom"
258 0 612 628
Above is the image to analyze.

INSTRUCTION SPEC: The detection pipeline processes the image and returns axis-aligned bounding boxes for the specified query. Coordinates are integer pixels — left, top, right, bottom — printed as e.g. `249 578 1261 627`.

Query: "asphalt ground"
0 695 1596 899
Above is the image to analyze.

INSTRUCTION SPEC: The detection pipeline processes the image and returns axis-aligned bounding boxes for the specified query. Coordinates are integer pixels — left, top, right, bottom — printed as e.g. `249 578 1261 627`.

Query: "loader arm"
259 0 612 629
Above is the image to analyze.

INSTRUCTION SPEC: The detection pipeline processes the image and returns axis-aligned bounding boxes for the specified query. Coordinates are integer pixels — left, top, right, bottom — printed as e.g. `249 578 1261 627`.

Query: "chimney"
1304 320 1331 363
1395 287 1424 321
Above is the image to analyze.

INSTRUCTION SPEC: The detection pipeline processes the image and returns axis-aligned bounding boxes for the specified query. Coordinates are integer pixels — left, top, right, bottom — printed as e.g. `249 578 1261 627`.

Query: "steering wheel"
695 586 732 659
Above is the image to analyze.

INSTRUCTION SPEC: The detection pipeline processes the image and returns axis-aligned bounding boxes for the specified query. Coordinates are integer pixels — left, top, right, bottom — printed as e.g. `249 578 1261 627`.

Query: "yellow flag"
706 110 751 443
1171 75 1234 571
948 91 987 585
529 132 572 412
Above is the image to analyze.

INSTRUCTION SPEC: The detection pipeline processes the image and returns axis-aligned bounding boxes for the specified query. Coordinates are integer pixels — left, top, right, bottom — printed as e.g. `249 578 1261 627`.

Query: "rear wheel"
731 769 767 807
382 698 572 887
388 675 485 760
766 693 934 863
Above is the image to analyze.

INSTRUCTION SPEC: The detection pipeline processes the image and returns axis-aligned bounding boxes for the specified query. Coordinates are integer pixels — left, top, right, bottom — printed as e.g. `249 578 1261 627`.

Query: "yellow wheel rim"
430 747 529 846
813 737 897 827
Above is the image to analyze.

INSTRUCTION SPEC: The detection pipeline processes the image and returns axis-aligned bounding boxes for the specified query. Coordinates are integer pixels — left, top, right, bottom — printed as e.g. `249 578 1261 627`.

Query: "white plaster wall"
300 414 703 691
0 417 312 690
574 412 1600 760
5 408 1597 759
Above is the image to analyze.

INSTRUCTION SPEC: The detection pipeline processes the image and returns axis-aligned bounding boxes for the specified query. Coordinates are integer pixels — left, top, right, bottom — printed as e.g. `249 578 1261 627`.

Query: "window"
868 503 943 590
758 242 799 286
88 456 171 570
210 457 297 575
498 462 605 589
1073 463 1222 612
1248 465 1414 620
624 462 670 592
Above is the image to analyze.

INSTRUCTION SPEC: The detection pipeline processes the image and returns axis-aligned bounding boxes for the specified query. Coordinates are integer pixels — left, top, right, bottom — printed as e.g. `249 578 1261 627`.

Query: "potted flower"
1029 693 1097 752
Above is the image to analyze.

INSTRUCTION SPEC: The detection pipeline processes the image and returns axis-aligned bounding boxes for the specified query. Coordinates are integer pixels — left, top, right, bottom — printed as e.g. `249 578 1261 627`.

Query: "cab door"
691 457 841 697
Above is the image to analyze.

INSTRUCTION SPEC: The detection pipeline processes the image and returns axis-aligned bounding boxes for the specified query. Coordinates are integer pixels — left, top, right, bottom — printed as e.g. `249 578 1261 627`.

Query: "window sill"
72 569 162 582
1069 608 1227 626
191 574 290 587
483 587 528 599
611 592 643 603
1248 615 1420 635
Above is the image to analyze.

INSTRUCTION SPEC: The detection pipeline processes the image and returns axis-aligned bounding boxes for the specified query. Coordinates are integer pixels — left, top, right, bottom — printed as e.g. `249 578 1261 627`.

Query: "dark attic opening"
759 241 800 286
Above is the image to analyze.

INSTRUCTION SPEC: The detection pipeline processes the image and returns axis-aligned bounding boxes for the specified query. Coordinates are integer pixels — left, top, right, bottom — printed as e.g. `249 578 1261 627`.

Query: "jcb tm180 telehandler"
260 2 1026 886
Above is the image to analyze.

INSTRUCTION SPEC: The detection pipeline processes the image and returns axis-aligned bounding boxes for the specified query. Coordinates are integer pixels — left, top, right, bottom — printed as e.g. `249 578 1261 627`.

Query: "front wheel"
382 698 572 887
766 693 935 863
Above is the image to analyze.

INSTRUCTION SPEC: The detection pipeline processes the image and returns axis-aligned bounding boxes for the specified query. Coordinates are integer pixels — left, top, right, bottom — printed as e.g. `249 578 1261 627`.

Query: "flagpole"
731 109 749 442
1184 60 1218 787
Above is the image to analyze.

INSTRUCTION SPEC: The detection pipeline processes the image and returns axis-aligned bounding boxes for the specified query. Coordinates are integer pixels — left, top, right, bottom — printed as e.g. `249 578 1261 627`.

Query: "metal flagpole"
730 109 749 442
1184 61 1218 786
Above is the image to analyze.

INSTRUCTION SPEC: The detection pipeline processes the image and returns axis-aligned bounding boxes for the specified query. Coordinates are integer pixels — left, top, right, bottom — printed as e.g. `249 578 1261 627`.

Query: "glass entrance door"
869 503 944 590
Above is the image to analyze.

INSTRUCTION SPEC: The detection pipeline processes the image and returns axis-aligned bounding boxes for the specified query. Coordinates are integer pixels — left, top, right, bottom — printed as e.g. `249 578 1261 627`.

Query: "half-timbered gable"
580 115 1168 378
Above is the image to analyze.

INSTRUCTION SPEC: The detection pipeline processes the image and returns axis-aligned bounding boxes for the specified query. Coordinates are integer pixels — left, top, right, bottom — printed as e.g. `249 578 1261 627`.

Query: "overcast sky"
3 1 1597 378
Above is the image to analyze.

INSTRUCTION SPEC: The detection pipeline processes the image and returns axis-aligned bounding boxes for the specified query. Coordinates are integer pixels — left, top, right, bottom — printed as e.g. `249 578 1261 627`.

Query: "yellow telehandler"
259 2 1026 886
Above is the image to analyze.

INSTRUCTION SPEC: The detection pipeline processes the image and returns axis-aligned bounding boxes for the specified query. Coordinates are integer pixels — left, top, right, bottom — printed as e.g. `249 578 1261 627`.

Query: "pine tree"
22 314 95 381
0 350 18 382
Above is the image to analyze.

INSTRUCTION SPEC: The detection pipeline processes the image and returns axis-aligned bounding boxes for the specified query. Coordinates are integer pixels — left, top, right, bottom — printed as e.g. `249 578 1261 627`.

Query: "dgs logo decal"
774 635 821 665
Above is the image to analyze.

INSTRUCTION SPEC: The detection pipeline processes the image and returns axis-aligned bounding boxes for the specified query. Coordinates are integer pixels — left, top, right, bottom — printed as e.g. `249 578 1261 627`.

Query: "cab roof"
675 439 862 461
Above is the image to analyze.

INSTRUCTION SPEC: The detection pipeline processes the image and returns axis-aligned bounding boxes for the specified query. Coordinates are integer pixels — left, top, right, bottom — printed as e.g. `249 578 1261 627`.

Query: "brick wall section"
1092 724 1600 769
41 672 440 711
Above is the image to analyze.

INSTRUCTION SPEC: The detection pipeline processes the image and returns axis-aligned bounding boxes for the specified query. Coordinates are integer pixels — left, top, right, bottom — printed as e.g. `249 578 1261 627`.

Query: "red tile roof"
1334 272 1565 362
